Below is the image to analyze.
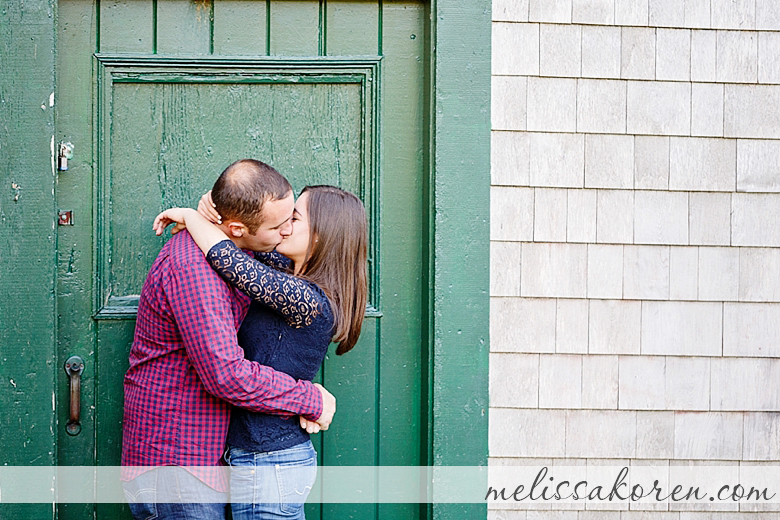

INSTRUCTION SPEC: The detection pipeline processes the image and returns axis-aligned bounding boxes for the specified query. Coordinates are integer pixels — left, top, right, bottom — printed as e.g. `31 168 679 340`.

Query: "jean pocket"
276 449 317 515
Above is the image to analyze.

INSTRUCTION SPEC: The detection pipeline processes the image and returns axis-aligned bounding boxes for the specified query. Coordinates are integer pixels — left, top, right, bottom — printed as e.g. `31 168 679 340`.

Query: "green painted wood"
0 0 57 518
377 4 426 519
213 0 267 55
156 0 212 55
99 0 154 53
54 3 440 520
326 0 379 56
269 0 320 56
429 0 491 518
56 1 99 518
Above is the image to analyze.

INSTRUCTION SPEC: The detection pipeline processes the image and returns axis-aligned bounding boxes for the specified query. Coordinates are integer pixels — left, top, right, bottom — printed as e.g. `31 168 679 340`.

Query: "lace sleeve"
253 251 293 272
206 240 322 328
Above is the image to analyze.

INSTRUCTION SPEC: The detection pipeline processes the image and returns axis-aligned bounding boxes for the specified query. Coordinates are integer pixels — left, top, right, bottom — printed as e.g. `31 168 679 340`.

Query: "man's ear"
226 222 246 238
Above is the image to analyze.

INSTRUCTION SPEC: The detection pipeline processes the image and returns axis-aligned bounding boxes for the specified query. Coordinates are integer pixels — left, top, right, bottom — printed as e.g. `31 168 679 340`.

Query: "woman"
153 185 367 519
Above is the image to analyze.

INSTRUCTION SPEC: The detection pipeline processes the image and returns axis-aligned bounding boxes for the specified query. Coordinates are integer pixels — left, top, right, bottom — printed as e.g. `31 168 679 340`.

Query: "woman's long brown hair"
297 185 367 355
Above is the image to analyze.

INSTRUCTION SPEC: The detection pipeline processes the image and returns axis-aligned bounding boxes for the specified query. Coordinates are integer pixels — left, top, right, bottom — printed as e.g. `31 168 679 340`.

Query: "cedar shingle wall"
489 0 780 517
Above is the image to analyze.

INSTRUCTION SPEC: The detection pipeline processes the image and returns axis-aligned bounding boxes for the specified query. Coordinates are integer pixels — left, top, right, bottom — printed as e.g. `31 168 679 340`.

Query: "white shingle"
615 0 649 26
492 75 527 131
717 30 758 83
711 357 780 411
698 246 740 301
491 186 535 241
529 0 572 23
739 247 780 302
634 136 670 190
585 134 634 189
711 0 756 29
641 301 723 356
597 190 634 244
665 356 710 410
567 189 598 243
737 139 780 193
758 31 780 83
577 79 628 134
492 131 530 186
723 302 780 357
757 0 780 30
582 25 621 78
691 29 717 82
621 27 656 80
588 244 624 299
582 355 619 409
669 137 736 192
493 23 540 76
689 192 731 246
490 353 539 408
572 0 615 25
527 77 577 133
684 0 711 28
489 408 567 457
691 83 724 138
674 412 744 460
556 298 590 354
634 190 689 245
566 410 637 458
491 241 523 297
627 81 691 136
725 84 780 139
648 0 684 27
539 354 582 409
522 243 588 298
491 297 558 353
493 0 530 22
540 24 582 78
656 29 691 81
623 245 670 300
618 355 666 410
636 411 675 459
743 412 780 460
669 246 699 300
534 188 568 243
529 132 586 188
589 299 642 354
732 192 780 247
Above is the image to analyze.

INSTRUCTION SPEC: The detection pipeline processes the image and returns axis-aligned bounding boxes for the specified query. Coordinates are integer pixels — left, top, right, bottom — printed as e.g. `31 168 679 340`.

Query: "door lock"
57 141 74 171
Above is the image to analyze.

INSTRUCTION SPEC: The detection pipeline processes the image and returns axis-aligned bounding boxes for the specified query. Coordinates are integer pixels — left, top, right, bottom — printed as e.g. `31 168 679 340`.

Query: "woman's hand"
299 416 321 434
197 190 222 224
153 208 196 236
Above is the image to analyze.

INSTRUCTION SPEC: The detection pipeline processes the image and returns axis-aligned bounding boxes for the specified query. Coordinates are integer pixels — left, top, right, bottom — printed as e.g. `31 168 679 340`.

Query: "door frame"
1 1 491 518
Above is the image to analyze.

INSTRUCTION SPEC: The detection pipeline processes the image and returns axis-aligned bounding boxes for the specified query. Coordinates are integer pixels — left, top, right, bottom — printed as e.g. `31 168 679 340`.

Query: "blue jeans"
122 466 227 520
225 441 317 520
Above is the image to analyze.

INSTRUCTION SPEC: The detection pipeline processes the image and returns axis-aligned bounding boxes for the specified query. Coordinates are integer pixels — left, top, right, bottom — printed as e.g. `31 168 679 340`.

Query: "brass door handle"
64 355 84 436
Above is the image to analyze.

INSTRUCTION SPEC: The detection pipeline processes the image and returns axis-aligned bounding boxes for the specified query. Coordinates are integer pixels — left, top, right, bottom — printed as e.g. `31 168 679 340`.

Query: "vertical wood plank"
377 2 426 519
0 0 57 518
431 0 491 518
269 0 320 56
327 0 380 56
213 0 267 55
157 0 212 55
99 0 154 53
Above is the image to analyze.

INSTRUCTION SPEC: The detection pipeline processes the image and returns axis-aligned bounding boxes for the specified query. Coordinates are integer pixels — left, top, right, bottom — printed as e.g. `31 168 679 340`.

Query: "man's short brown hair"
211 159 292 234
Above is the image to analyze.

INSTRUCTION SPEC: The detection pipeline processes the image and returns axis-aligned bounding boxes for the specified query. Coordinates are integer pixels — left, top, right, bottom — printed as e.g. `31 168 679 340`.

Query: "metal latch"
58 141 74 171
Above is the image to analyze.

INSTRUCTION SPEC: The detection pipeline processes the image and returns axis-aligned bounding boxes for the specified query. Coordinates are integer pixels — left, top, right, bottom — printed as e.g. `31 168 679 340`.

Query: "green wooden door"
56 1 427 518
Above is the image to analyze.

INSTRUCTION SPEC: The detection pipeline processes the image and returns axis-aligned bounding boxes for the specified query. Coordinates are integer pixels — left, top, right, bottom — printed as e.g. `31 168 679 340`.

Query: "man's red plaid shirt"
121 231 322 491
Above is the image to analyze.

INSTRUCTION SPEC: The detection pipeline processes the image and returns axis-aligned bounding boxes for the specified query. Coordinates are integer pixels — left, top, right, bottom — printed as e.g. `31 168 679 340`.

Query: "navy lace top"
206 239 334 453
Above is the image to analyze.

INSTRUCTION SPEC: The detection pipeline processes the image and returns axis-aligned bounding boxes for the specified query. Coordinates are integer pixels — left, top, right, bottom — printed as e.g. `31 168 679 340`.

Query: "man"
121 159 335 519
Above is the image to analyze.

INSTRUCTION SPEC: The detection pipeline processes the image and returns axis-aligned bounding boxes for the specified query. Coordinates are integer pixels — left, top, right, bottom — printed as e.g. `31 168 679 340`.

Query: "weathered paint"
0 0 58 518
428 0 491 518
